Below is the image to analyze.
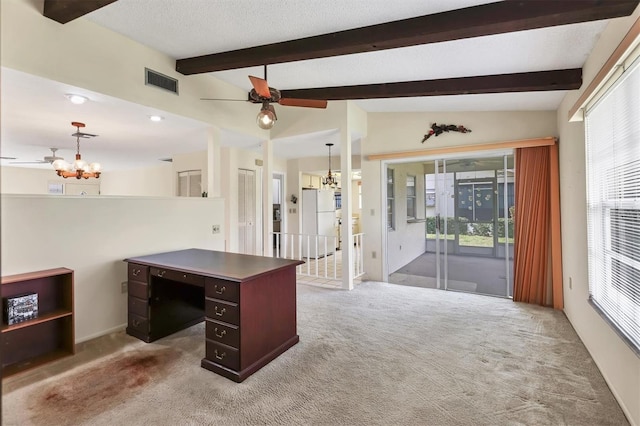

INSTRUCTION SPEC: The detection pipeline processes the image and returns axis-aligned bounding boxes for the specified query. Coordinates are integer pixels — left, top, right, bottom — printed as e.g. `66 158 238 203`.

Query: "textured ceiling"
2 0 625 170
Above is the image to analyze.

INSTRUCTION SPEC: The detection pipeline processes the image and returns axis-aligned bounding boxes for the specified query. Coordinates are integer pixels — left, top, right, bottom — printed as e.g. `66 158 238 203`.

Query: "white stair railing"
273 232 365 281
272 232 339 279
352 233 365 278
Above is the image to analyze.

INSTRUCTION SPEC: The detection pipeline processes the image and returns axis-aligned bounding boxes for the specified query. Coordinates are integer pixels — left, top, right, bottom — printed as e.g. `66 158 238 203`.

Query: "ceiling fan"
9 148 64 165
201 65 328 129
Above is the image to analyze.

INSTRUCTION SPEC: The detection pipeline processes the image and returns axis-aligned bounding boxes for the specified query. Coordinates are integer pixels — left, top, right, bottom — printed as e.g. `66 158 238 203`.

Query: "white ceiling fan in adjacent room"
9 148 64 165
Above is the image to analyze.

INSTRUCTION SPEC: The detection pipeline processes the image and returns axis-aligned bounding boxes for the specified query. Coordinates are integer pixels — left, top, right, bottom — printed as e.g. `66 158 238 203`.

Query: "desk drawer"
128 296 148 318
128 280 149 300
205 278 239 303
206 341 239 371
128 313 149 334
205 298 239 325
128 264 149 282
206 319 239 348
150 267 205 287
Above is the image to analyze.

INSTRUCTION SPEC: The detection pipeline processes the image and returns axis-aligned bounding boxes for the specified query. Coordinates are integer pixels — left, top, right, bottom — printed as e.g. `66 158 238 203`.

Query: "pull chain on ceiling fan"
201 65 328 130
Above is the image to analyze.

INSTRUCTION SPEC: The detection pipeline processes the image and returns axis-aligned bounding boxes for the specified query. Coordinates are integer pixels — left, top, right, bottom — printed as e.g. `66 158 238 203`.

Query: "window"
178 170 202 197
387 168 395 230
406 175 416 220
585 53 640 353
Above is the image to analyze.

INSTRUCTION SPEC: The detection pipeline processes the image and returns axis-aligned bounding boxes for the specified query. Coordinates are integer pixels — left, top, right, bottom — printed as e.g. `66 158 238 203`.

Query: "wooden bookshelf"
1 268 75 377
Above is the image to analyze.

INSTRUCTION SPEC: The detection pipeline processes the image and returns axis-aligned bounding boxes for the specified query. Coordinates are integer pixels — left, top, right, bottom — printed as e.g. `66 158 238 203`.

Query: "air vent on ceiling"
145 68 179 95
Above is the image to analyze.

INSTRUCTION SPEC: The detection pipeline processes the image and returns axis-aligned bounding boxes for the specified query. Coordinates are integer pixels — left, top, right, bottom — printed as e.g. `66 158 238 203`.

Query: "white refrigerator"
302 189 336 258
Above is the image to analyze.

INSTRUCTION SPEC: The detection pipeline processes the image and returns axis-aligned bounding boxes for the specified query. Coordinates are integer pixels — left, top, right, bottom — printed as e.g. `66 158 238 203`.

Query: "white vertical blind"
585 54 640 353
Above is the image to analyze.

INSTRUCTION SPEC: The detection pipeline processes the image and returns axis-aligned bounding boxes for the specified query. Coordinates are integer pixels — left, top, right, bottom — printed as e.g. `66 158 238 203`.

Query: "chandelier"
322 143 338 188
52 122 101 179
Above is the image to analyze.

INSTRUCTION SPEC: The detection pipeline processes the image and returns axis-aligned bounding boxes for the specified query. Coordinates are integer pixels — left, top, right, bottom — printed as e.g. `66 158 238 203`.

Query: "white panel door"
238 169 256 254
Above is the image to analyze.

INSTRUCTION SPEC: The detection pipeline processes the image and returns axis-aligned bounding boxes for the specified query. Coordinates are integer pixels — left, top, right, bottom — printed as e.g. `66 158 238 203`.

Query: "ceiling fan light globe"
73 158 87 171
89 162 101 173
52 159 67 171
257 109 276 130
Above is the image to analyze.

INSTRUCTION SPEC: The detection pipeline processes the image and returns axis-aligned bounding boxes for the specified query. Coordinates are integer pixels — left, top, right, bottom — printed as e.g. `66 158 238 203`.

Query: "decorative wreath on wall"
421 123 472 143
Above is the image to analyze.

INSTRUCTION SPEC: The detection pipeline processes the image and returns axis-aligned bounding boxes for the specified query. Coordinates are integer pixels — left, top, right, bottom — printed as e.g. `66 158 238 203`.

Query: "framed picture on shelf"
3 293 38 325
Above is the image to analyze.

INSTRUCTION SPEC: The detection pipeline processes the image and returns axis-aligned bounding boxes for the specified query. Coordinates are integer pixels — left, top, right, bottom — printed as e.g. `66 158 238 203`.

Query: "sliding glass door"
390 152 514 298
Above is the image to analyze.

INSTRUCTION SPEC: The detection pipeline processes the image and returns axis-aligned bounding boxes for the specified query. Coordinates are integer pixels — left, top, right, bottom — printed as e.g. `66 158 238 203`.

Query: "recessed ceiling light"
149 115 164 122
65 94 88 105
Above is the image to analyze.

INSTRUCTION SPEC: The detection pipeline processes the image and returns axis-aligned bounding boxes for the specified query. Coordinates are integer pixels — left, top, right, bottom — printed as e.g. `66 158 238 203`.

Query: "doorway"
388 153 515 298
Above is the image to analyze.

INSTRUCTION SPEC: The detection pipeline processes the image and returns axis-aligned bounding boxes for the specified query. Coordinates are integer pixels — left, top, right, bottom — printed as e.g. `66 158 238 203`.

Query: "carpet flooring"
2 282 628 425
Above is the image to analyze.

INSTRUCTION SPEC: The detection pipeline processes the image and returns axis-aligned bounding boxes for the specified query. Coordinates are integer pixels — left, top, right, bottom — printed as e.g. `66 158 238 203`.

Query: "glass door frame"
382 149 514 298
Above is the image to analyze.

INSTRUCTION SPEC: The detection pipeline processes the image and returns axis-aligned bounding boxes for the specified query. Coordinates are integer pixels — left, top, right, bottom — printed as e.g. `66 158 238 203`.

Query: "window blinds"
585 54 640 353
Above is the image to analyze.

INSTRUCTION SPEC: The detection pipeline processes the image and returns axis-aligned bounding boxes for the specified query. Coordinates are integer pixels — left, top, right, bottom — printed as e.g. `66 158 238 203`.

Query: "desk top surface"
125 249 304 282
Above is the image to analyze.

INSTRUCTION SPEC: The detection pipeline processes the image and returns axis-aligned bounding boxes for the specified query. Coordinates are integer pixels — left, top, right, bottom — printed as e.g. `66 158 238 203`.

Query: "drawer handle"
183 274 187 278
214 328 226 338
214 285 226 295
133 268 141 277
214 349 226 360
214 307 226 317
158 270 166 277
132 318 140 328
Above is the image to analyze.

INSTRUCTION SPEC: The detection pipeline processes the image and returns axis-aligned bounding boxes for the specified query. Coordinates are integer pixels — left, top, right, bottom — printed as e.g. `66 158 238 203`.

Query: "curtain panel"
513 144 563 308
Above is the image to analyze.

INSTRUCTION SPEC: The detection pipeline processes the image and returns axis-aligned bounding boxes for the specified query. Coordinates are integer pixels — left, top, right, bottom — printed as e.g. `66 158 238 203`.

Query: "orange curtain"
513 144 563 308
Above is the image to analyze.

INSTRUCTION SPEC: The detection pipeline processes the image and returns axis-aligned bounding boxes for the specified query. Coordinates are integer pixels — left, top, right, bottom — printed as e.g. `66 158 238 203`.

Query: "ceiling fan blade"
200 98 249 102
249 75 271 98
0 156 17 160
279 98 328 109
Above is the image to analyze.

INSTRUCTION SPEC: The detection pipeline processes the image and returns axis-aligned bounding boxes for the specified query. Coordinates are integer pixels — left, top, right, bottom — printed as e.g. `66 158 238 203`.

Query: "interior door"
238 169 256 254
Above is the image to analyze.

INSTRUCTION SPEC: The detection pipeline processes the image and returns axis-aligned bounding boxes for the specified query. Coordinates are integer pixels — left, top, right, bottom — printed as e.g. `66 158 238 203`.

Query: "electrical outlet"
372 251 377 259
121 281 128 294
212 224 221 234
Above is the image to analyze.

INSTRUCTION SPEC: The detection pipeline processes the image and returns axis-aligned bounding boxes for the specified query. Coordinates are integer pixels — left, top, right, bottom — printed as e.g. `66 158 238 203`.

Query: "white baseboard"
75 323 127 344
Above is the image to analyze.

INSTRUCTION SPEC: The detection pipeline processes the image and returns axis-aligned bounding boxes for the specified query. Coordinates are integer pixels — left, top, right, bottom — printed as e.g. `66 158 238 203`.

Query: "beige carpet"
2 282 628 425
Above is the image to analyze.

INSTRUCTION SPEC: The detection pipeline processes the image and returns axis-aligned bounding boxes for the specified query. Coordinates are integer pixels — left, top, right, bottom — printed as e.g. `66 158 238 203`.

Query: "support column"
206 127 222 198
262 139 274 257
340 128 354 290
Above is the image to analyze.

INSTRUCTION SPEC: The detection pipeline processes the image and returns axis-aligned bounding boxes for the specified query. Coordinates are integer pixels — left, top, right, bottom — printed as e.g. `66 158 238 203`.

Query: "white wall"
100 163 172 196
361 111 557 281
556 8 640 425
1 164 175 197
1 166 70 194
386 162 427 273
1 194 225 342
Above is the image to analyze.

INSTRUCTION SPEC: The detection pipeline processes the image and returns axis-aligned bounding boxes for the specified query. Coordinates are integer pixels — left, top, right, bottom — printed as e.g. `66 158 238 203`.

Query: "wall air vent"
145 68 179 95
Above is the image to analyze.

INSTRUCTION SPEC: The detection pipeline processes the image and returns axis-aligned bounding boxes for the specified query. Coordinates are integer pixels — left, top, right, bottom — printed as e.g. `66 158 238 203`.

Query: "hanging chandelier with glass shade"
52 122 101 179
322 143 338 188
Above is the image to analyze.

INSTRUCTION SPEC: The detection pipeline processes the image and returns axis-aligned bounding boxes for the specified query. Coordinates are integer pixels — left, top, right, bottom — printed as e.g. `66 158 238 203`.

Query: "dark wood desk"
124 249 303 382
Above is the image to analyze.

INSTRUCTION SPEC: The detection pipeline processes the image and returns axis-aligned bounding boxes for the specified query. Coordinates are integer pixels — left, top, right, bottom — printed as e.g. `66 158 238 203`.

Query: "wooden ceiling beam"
43 0 118 24
176 0 639 75
279 69 583 101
